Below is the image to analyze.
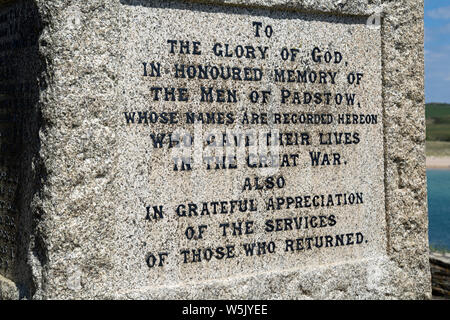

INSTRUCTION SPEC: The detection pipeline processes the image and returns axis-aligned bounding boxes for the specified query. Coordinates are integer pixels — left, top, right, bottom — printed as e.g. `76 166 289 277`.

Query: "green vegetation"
426 103 450 119
430 244 450 254
426 141 450 157
426 103 450 142
426 103 450 156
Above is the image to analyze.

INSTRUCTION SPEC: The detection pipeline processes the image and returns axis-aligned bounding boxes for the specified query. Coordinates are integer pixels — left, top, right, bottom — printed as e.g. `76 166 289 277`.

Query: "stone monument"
0 0 431 299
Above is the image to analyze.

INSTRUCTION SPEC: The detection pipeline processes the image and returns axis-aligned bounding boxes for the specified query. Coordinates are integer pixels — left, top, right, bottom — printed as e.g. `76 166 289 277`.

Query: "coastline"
426 156 450 169
430 251 450 299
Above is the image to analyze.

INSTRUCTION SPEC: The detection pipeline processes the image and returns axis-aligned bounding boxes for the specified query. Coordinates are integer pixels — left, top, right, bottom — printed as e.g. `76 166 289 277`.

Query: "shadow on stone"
0 0 46 299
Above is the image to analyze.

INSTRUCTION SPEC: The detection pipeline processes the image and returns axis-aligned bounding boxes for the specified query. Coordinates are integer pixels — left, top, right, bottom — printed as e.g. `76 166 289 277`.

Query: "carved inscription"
120 4 384 283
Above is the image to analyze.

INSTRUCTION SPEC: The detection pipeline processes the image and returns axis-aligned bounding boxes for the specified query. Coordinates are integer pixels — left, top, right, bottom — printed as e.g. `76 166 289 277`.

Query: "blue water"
427 169 450 250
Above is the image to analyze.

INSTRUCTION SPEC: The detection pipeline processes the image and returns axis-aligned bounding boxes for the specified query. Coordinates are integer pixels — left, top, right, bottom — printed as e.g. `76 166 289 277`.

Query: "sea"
427 169 450 251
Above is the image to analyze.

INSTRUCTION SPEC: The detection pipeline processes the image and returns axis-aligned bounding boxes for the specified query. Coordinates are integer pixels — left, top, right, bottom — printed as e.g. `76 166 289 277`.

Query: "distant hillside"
426 103 450 142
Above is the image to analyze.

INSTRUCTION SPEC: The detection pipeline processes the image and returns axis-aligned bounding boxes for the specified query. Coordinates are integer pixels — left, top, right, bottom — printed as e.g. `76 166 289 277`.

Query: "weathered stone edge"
0 0 380 15
162 0 382 16
381 0 431 299
0 275 19 300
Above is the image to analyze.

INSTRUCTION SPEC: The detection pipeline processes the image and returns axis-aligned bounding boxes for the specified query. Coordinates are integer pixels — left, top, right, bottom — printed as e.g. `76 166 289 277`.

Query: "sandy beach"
427 156 450 169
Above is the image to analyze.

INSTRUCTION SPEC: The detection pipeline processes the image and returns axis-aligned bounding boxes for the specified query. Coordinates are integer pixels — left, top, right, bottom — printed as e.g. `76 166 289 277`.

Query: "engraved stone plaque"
0 0 430 300
115 1 385 287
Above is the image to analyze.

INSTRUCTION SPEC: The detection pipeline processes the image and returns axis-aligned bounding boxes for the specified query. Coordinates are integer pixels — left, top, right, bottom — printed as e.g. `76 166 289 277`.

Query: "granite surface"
0 0 430 299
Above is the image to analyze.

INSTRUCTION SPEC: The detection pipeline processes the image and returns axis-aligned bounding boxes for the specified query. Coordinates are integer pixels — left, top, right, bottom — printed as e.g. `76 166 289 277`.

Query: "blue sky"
425 0 450 103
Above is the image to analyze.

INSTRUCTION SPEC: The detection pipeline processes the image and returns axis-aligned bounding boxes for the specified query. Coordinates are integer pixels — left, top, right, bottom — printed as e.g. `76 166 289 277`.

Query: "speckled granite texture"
0 0 430 299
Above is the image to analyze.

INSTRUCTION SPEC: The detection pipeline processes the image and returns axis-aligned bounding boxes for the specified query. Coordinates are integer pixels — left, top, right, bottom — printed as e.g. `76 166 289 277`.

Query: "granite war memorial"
0 0 431 299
